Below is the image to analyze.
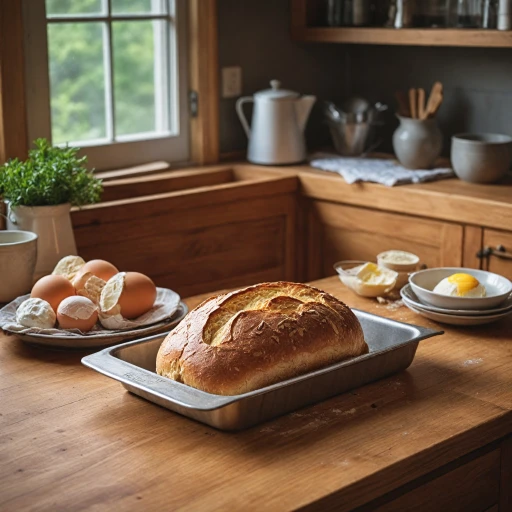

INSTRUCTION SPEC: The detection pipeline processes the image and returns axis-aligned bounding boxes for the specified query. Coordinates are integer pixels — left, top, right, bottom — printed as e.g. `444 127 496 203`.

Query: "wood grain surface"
72 174 297 298
293 166 512 232
307 201 464 280
1 276 511 511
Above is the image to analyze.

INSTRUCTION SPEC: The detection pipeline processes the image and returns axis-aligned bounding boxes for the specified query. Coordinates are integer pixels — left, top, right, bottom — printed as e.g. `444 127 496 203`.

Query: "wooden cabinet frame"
0 0 219 166
290 0 512 48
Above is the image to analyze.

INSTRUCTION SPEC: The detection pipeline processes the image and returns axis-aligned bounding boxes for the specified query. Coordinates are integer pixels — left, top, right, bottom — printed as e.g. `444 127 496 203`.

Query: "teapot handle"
235 97 253 139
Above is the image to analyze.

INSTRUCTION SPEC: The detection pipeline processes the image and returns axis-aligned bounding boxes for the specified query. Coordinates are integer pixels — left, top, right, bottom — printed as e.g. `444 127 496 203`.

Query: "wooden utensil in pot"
395 90 410 117
422 82 443 119
409 88 418 119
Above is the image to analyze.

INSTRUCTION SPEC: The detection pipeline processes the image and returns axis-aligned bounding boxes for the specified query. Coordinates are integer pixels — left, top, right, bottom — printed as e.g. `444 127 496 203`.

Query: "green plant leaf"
0 138 102 207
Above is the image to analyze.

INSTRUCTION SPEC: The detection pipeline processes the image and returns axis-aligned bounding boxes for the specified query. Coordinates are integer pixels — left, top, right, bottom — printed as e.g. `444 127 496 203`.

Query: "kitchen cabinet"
291 0 512 48
72 166 298 298
481 229 512 279
306 200 463 281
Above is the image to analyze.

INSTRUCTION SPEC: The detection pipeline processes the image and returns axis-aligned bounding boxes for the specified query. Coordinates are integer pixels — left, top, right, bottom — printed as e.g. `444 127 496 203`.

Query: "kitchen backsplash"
218 0 512 156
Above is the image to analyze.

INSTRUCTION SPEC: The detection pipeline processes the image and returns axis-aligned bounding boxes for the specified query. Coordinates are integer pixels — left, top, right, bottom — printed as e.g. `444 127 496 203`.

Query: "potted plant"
0 138 102 279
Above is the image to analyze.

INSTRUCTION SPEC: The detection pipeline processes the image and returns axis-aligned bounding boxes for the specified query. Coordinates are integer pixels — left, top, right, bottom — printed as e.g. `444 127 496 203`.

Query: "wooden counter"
1 276 511 511
264 164 512 232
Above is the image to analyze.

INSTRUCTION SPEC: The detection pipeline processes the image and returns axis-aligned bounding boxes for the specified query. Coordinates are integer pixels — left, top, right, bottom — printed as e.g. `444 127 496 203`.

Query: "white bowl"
409 267 512 311
377 250 420 272
333 260 398 298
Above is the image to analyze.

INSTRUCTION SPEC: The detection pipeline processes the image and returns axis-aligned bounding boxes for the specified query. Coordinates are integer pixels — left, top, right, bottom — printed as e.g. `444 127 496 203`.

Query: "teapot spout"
295 95 316 132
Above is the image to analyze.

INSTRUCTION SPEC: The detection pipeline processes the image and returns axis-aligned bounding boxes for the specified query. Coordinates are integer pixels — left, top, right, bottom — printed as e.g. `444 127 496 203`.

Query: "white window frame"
22 0 190 171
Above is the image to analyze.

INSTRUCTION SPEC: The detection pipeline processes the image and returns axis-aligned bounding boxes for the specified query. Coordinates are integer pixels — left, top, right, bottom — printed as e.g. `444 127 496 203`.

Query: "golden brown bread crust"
156 282 368 395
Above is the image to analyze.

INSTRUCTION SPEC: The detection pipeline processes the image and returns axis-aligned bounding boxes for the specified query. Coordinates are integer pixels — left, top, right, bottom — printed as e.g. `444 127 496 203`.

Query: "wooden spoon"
417 88 426 120
395 90 410 117
424 82 443 119
409 88 418 119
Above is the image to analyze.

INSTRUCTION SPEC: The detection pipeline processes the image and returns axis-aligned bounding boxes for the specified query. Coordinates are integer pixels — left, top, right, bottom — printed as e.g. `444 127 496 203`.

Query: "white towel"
309 153 455 187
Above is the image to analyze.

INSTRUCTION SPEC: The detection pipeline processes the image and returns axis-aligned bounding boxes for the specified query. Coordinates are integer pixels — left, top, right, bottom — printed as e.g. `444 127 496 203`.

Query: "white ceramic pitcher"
7 202 77 280
236 80 316 165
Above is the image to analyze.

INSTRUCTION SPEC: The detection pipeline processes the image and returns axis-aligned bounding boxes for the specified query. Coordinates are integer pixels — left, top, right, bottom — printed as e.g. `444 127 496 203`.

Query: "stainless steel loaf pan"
82 310 442 430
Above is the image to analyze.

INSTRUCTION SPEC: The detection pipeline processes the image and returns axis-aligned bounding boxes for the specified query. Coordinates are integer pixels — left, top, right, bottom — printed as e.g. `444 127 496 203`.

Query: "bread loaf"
156 282 368 395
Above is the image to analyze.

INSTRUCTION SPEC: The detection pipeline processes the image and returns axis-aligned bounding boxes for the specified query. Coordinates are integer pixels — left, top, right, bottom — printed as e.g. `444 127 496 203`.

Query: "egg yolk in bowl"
433 273 487 298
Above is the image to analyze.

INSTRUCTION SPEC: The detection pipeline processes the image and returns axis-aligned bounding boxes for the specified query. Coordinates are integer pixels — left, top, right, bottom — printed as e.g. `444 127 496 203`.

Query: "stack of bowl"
401 268 512 326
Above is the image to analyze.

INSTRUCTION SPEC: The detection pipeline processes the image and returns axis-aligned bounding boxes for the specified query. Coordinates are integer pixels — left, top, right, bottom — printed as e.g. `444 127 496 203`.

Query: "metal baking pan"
82 310 442 430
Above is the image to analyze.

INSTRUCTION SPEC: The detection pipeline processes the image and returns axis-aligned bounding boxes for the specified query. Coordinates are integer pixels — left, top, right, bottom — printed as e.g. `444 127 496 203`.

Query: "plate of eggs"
0 256 187 348
401 267 512 325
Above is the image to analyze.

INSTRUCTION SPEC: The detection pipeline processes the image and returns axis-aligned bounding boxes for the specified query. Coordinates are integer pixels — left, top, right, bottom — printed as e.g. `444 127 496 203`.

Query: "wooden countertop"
1 276 511 511
237 163 512 232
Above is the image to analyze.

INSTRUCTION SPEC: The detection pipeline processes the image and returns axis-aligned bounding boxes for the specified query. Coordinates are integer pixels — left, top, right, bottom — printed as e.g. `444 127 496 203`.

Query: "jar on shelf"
450 0 482 27
482 0 498 28
420 0 451 27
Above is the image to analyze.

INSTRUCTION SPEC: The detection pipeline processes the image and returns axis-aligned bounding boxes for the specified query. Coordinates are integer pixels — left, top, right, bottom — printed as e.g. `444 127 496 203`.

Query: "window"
22 0 189 171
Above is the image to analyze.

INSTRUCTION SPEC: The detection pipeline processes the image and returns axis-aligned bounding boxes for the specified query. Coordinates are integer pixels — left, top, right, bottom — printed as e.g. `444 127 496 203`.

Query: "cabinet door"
73 192 296 298
307 201 463 280
482 229 512 280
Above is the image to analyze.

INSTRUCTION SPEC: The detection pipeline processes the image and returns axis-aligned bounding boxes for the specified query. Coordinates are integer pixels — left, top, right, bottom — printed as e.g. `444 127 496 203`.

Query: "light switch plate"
222 66 242 98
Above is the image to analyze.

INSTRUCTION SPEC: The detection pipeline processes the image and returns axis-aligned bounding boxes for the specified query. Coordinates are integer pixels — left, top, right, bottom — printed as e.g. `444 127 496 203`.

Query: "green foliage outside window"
46 0 160 144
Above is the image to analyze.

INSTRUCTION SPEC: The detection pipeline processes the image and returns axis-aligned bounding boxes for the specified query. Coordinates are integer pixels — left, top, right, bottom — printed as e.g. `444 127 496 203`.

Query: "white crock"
0 230 38 302
7 202 77 280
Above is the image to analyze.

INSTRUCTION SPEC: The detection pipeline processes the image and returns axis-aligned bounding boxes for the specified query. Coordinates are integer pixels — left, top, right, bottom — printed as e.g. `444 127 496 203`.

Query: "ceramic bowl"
377 250 420 289
0 230 38 302
409 267 512 311
334 260 398 298
451 133 512 184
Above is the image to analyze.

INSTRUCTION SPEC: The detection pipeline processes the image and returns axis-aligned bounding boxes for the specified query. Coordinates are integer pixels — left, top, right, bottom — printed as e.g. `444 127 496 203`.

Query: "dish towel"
309 153 455 187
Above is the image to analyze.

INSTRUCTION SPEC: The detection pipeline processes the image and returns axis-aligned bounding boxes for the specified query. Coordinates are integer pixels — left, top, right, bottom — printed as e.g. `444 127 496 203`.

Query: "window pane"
46 0 104 16
48 23 107 144
111 0 166 15
113 20 168 137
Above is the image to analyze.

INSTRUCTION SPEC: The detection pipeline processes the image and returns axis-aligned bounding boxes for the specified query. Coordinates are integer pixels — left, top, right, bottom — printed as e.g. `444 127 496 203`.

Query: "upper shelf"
291 27 512 48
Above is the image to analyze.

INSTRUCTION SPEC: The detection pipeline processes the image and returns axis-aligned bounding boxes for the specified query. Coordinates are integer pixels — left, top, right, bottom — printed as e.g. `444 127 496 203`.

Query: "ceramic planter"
6 202 77 280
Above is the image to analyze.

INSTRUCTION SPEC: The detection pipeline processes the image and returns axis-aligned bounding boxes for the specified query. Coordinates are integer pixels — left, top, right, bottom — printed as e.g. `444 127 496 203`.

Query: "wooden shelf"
291 27 512 48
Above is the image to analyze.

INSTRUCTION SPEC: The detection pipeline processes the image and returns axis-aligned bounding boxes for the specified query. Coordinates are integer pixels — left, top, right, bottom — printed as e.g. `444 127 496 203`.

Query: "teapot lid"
255 80 299 100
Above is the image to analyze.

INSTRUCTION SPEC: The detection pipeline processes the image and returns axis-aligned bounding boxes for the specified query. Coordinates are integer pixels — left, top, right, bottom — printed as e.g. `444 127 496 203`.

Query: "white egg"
433 273 486 298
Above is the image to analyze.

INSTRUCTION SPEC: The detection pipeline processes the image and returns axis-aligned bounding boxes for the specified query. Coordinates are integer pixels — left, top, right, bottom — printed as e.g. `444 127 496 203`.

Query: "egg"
100 271 157 319
75 259 119 282
433 273 487 298
16 298 56 329
31 275 75 312
57 296 98 332
52 255 86 280
72 271 106 305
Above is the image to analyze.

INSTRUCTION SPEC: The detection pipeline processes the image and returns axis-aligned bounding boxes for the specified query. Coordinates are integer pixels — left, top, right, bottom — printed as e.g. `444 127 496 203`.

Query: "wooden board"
73 176 297 297
295 167 512 232
482 229 512 280
292 27 512 48
1 276 511 511
0 0 28 163
307 201 463 280
366 449 500 512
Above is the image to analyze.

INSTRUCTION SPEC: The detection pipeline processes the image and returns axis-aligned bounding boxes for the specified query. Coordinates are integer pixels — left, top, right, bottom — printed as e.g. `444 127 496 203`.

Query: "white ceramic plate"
0 287 188 349
401 296 512 326
409 267 512 310
401 284 512 316
1 303 188 348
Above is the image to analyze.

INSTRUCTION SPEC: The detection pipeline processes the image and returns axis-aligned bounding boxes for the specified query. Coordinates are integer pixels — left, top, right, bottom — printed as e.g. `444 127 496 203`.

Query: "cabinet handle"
476 245 512 261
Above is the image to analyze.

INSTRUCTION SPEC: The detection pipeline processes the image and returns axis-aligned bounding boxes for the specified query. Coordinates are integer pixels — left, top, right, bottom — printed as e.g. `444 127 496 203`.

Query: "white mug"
0 230 38 303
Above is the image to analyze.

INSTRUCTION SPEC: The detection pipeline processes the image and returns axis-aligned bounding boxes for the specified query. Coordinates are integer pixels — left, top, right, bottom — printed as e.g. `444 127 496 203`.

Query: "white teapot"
236 80 316 165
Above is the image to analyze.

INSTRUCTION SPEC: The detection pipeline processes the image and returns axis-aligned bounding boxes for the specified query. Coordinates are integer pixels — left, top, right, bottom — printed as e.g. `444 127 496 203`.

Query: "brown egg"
57 296 98 332
100 272 157 319
31 275 75 312
75 259 119 282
